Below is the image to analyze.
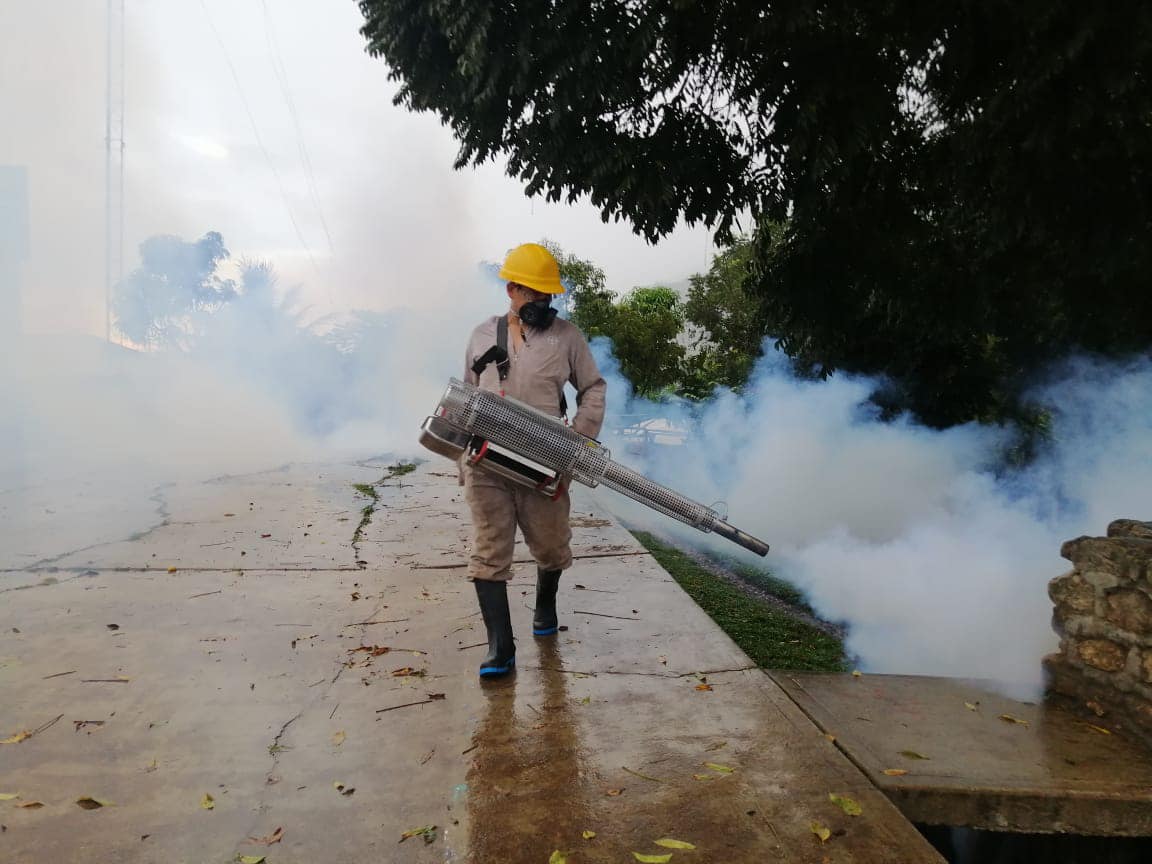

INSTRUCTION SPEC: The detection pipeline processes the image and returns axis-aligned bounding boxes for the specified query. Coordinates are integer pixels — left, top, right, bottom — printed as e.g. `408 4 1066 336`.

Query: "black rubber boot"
532 568 562 636
474 579 516 677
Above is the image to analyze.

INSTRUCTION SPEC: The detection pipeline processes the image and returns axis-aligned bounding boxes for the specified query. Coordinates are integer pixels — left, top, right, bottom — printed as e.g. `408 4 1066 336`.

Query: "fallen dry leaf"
606 788 624 797
390 666 425 678
691 773 716 781
899 750 930 760
1085 723 1112 735
0 731 30 745
200 793 215 810
237 856 266 864
246 826 283 846
582 830 596 840
825 733 837 743
0 793 19 800
964 701 979 711
655 837 696 849
999 714 1029 727
331 730 346 746
399 824 437 843
695 683 713 692
333 782 355 796
548 851 569 864
17 801 44 809
882 768 909 776
75 797 110 810
351 645 391 657
167 566 177 573
633 854 673 863
829 793 862 816
811 821 832 843
851 670 862 678
704 762 734 774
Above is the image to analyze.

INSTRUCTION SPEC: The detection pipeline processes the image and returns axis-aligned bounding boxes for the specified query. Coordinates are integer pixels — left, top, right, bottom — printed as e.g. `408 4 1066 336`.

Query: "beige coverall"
462 314 606 582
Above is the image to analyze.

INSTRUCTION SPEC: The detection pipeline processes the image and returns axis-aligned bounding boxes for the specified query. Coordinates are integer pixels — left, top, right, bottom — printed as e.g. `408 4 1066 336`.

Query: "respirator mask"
517 297 557 330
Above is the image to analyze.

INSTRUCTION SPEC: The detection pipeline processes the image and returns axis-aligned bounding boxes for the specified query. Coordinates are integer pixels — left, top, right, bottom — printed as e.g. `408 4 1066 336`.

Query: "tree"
611 286 686 398
113 232 237 347
539 239 615 338
358 1 1152 427
682 234 768 394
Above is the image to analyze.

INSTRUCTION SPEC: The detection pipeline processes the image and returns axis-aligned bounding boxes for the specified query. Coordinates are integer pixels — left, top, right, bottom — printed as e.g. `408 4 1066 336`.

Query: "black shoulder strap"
470 317 511 382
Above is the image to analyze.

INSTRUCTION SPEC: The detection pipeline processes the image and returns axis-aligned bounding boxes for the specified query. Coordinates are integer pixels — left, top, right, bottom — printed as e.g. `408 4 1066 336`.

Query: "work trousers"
463 465 573 582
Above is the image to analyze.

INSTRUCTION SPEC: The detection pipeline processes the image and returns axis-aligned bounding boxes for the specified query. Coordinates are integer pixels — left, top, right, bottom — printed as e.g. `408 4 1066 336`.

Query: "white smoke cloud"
590 345 1152 694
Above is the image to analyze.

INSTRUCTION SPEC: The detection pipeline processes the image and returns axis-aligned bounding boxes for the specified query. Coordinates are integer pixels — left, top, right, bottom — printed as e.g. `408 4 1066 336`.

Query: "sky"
0 0 716 334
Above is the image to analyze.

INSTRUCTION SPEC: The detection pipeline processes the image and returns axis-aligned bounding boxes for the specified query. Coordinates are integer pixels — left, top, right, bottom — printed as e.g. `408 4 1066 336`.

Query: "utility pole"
105 0 125 342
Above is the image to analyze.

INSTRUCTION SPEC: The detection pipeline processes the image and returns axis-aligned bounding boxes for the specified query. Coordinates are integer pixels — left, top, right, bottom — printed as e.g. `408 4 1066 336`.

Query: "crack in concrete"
7 482 175 573
0 566 363 577
413 549 652 571
528 664 758 679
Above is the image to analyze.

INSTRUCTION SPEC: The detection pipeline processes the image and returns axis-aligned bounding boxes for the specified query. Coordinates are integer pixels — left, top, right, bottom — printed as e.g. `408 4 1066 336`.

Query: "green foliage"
611 286 686 398
632 531 846 672
540 239 614 338
358 0 1152 428
682 235 769 395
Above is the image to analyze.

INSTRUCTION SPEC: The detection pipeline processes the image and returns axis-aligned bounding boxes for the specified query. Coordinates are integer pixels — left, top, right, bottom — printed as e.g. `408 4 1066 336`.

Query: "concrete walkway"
1 461 942 863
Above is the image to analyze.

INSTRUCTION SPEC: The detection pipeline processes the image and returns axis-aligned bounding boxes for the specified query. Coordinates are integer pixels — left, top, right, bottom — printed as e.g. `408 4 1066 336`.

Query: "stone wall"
1045 519 1152 745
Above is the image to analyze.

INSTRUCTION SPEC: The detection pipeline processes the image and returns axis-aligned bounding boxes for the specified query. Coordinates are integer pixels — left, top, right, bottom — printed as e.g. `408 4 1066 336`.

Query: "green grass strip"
631 530 847 672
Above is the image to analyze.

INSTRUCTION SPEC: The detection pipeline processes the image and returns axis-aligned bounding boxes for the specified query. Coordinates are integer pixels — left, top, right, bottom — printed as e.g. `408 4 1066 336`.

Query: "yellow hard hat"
498 243 565 294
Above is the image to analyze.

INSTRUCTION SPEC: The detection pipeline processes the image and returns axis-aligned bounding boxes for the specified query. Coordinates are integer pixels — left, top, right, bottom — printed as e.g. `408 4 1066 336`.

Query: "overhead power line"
198 0 332 303
259 0 335 256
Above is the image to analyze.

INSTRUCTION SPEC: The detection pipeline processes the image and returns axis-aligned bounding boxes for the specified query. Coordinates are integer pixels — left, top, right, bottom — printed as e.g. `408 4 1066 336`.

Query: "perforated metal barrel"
438 379 611 486
435 379 769 556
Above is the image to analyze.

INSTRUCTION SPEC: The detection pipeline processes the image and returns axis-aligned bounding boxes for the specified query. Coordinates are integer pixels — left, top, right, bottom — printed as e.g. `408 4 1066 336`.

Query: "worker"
462 243 606 677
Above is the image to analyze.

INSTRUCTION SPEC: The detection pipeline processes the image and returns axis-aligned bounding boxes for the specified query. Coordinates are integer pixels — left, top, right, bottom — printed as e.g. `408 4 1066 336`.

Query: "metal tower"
105 0 125 342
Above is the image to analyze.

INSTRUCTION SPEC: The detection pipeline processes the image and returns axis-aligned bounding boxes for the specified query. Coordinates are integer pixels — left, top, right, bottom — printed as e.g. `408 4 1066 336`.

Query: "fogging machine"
418 378 769 556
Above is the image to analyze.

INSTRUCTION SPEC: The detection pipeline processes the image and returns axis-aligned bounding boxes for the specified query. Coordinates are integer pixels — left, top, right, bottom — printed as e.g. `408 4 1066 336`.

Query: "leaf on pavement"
606 788 624 796
692 773 715 781
882 769 909 776
704 762 734 774
964 702 979 711
1085 723 1112 735
1 731 30 745
333 782 355 796
810 821 831 843
331 730 346 746
237 856 266 864
655 837 696 849
0 793 19 800
695 683 713 691
17 801 45 809
549 851 569 864
246 827 283 846
828 793 862 816
582 830 596 840
399 824 438 843
999 714 1029 727
899 750 930 760
391 666 425 677
76 796 110 810
201 793 215 810
633 854 673 863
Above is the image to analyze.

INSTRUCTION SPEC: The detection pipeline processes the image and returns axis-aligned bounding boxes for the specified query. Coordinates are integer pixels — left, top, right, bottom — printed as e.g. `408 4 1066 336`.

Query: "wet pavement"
774 672 1152 836
1 461 942 863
